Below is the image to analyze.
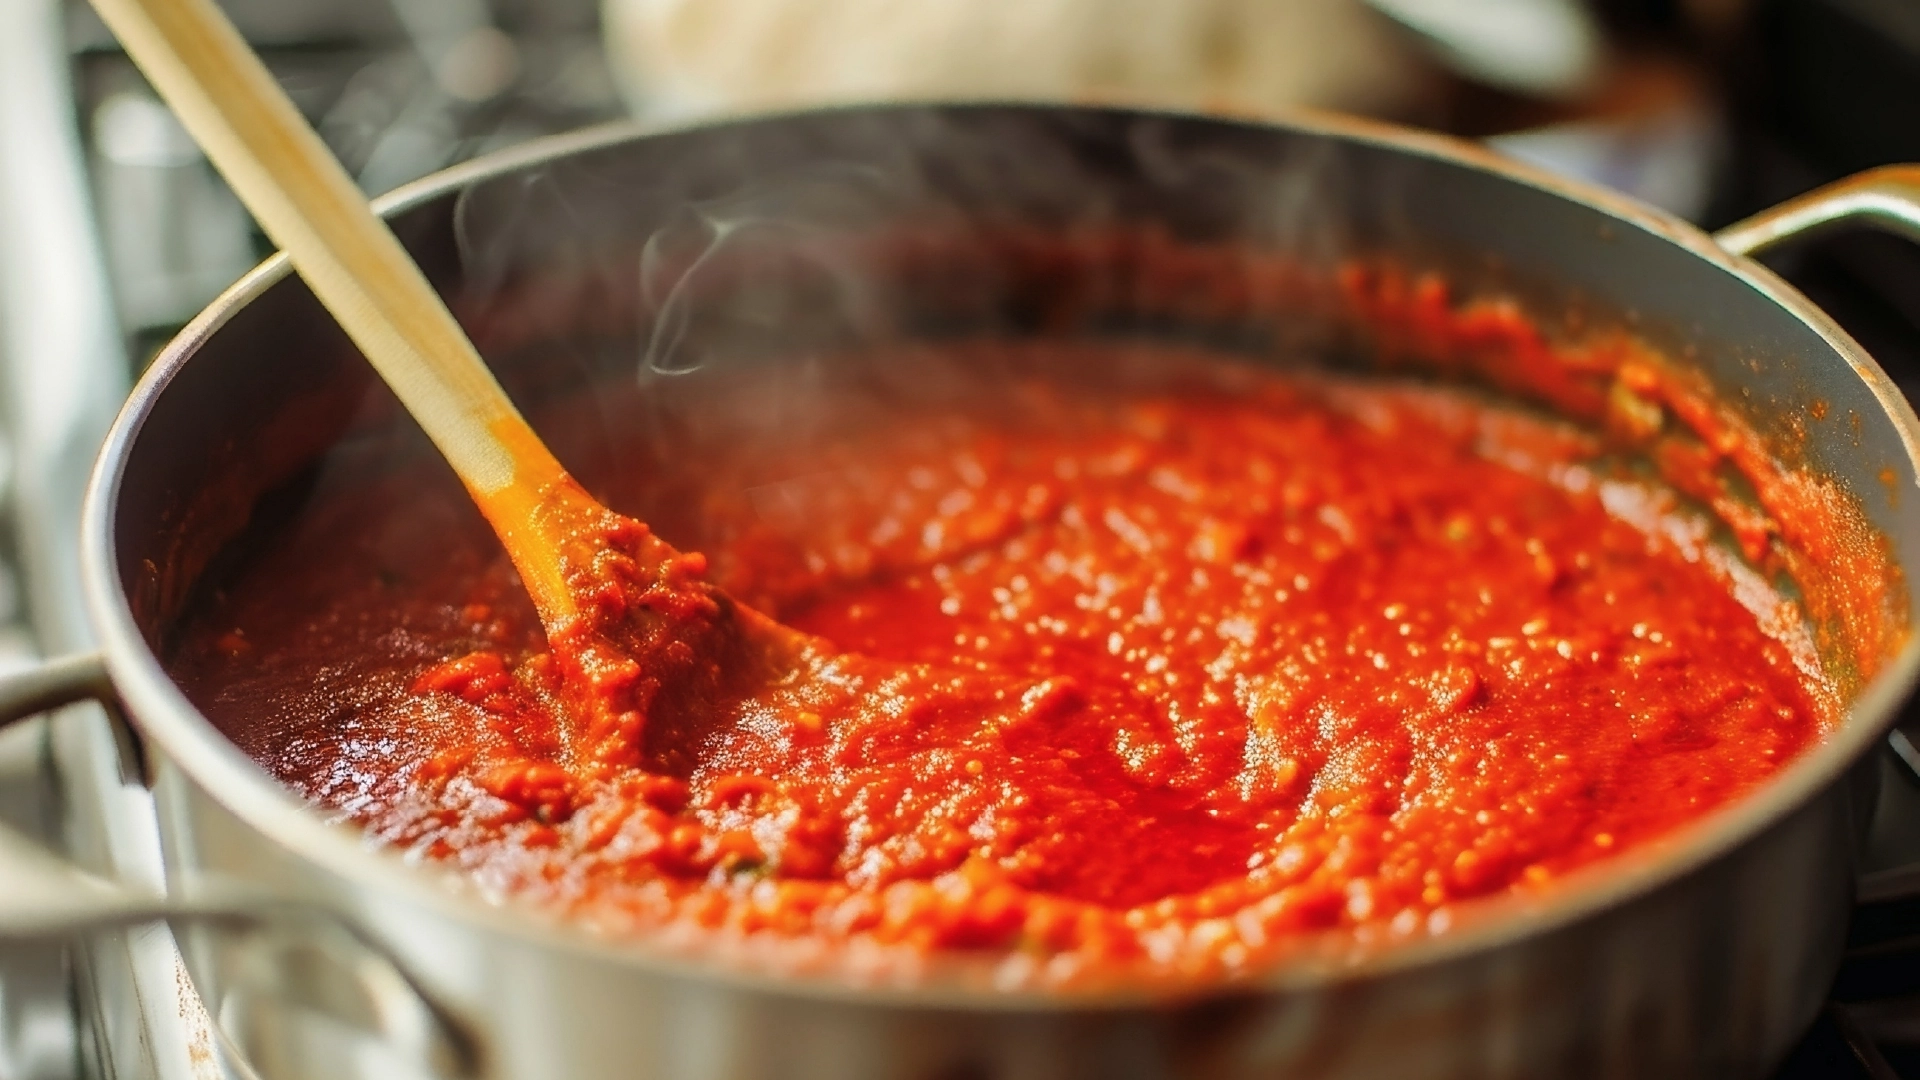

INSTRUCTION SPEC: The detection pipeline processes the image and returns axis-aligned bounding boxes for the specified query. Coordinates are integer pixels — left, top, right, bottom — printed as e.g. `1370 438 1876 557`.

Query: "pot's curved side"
75 105 1920 1079
147 753 1859 1080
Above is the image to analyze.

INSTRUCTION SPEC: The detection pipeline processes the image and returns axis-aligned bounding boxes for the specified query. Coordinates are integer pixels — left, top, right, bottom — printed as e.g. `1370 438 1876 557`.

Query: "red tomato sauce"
169 342 1838 985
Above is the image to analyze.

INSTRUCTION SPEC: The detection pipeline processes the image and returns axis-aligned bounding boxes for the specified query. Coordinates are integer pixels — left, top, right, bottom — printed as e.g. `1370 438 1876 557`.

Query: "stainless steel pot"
6 104 1920 1080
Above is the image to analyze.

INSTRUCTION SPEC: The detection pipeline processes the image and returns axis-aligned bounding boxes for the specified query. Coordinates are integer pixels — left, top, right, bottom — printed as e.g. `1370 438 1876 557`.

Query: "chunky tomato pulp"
170 345 1835 984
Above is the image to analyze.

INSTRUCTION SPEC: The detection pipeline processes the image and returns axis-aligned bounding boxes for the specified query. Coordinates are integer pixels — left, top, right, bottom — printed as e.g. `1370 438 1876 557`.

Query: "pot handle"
1712 165 1920 907
1712 164 1920 258
0 652 484 1080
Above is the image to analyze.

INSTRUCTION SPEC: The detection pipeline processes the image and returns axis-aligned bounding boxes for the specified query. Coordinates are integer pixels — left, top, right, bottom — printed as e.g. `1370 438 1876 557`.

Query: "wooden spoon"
90 0 808 767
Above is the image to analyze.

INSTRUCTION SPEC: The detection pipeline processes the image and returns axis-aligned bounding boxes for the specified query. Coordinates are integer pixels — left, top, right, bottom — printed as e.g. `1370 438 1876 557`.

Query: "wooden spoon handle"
89 0 565 503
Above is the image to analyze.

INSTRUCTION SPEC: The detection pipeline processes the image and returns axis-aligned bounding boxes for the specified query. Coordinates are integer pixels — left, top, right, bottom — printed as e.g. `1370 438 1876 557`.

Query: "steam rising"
447 108 1367 394
635 164 905 375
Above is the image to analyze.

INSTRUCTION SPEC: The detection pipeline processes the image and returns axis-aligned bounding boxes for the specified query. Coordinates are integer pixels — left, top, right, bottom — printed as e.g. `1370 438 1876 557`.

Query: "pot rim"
79 101 1920 1011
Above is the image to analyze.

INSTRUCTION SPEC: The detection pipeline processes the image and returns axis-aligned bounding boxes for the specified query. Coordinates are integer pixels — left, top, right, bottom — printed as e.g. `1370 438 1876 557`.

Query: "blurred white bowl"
601 0 1436 122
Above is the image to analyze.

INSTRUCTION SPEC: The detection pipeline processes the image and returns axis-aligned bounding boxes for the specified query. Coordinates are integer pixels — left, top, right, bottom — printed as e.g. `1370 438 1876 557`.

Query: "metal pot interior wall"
92 105 1920 1080
114 107 1920 654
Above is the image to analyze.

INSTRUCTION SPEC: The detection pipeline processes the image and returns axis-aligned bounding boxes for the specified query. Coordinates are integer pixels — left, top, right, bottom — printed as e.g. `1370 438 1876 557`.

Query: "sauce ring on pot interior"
167 308 1882 987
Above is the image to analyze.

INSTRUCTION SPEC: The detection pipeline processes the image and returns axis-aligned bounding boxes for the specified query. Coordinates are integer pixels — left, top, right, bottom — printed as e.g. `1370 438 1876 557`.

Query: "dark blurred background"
47 0 1920 387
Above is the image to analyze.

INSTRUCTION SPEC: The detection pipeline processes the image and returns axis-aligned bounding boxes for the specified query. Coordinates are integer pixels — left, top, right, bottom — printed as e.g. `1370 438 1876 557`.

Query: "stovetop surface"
1780 797 1920 1078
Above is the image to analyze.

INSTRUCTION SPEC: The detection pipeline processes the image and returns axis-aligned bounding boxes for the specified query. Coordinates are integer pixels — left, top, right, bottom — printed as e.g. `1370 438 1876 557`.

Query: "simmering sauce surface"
169 345 1831 984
